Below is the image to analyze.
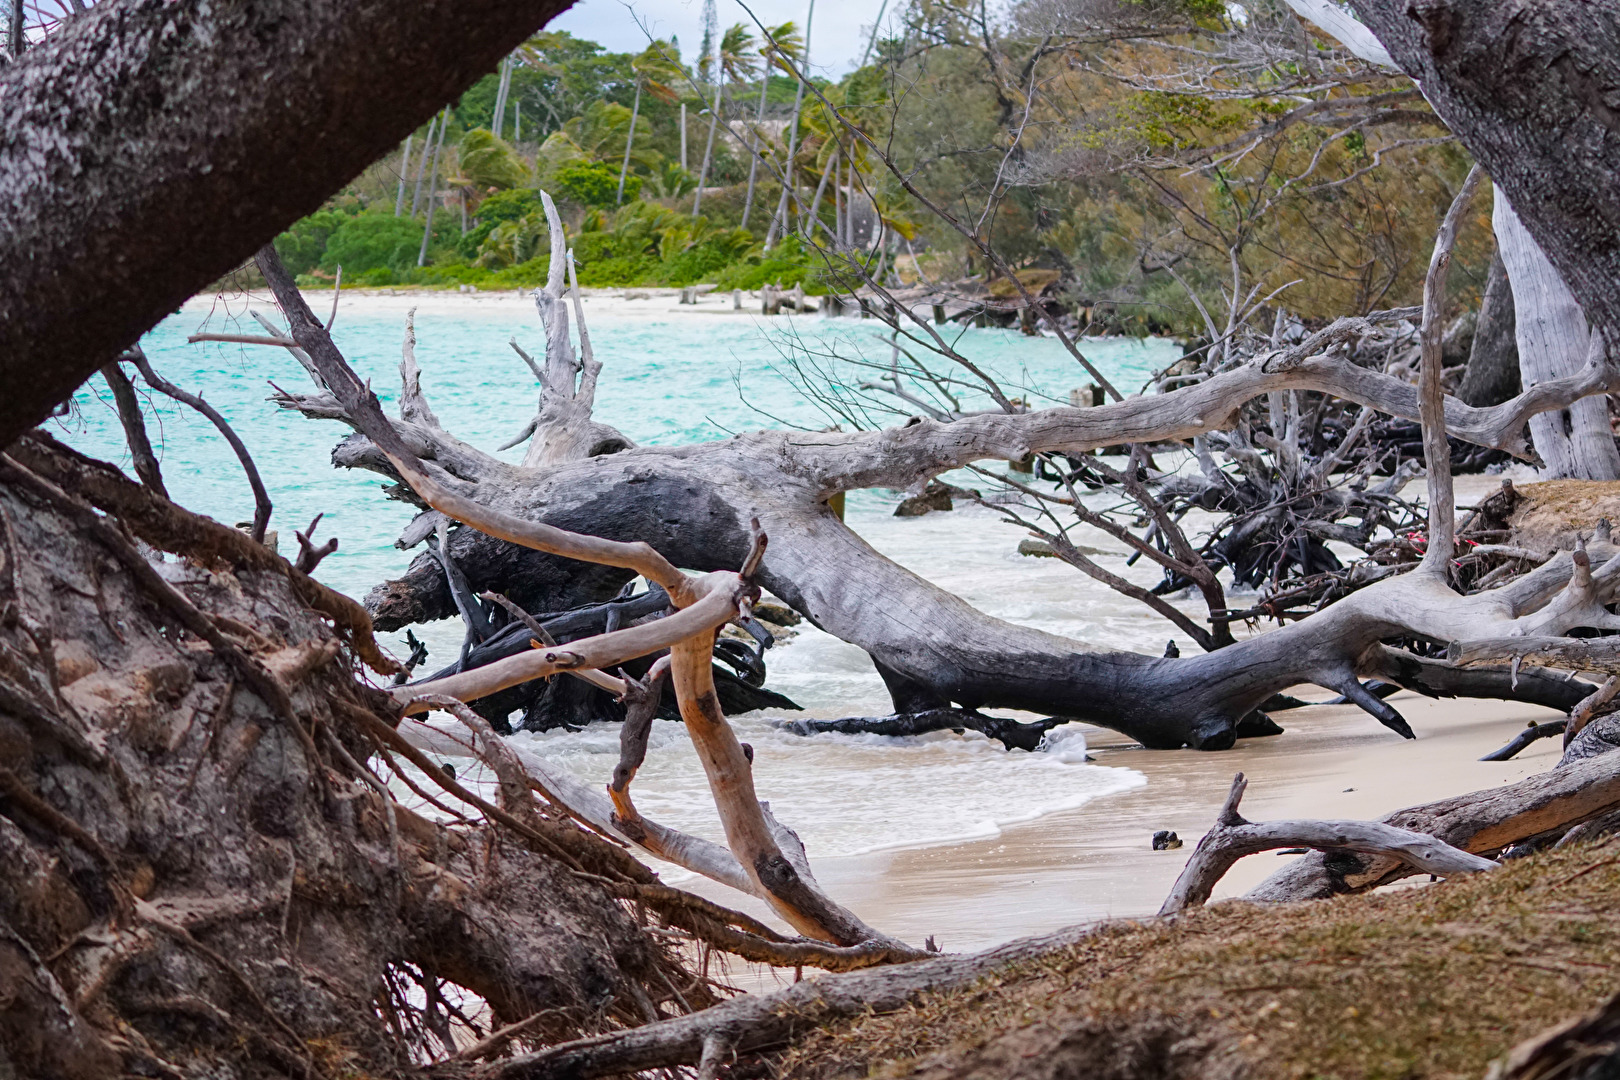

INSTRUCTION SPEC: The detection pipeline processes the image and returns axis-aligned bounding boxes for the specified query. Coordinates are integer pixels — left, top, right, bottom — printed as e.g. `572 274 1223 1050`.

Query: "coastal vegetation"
5 0 1620 1077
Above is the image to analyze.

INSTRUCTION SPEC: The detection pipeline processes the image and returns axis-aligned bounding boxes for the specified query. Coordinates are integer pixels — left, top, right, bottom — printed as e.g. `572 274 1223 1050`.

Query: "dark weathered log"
0 0 576 448
422 586 675 680
283 305 1620 749
782 708 1070 753
1364 645 1595 713
1160 773 1497 915
1457 250 1520 408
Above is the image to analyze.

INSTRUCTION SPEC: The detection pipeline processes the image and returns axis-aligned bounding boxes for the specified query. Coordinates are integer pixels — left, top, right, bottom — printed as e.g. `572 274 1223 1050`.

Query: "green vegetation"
275 9 1481 333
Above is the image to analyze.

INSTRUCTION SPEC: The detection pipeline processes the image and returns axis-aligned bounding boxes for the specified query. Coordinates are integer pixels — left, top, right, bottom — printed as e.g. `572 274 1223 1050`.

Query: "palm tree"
691 23 757 219
778 0 816 241
617 40 682 206
741 21 801 229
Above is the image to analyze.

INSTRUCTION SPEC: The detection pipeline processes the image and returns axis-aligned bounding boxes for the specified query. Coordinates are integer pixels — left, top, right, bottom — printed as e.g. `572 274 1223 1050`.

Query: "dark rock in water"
1152 830 1182 851
895 479 980 517
753 600 802 627
1234 711 1285 739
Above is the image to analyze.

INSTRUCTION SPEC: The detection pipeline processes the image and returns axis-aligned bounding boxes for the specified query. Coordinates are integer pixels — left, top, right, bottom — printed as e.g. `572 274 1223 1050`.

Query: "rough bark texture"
0 437 710 1079
1348 0 1620 339
1457 250 1520 408
0 0 576 449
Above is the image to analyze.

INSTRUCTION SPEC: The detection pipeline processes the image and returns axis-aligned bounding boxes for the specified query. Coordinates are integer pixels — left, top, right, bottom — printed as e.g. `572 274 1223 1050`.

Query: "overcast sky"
547 0 901 79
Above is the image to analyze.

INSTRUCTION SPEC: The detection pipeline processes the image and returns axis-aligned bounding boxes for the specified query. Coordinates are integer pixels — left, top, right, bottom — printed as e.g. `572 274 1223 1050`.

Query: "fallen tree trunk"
257 242 911 948
267 302 1620 751
262 180 1620 750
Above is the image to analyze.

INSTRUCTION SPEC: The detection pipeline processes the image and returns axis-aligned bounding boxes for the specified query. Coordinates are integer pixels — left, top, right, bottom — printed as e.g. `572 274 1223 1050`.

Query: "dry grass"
778 842 1620 1080
1509 479 1620 552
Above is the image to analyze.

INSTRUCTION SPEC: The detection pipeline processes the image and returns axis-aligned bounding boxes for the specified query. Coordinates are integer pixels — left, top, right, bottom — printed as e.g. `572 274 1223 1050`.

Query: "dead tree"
254 241 923 953
267 179 1620 750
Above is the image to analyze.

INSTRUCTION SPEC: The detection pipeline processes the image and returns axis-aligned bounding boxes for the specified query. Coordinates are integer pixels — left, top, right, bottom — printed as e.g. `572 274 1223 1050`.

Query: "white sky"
546 0 901 79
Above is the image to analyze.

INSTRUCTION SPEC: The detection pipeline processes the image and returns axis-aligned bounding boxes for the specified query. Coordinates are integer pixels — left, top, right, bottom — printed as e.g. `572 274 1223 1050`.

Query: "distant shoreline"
183 286 1183 341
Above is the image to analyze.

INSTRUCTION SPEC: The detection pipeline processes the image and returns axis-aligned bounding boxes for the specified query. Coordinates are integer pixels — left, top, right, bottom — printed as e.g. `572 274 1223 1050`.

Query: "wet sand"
683 687 1566 978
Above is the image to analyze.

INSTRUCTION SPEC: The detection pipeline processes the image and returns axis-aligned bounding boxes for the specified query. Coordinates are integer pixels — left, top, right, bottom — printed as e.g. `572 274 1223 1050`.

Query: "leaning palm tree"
691 23 757 219
773 0 816 245
617 40 683 206
740 21 801 229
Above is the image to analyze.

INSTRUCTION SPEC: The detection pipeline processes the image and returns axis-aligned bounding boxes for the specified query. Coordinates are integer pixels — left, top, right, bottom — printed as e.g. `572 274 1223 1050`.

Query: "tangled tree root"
0 435 847 1077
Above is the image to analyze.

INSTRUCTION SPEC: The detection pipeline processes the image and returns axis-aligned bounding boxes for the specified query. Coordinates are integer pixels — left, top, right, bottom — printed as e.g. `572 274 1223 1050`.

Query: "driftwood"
783 707 1069 752
1247 745 1620 901
266 182 1620 750
1159 772 1496 915
255 242 910 949
490 748 1619 1080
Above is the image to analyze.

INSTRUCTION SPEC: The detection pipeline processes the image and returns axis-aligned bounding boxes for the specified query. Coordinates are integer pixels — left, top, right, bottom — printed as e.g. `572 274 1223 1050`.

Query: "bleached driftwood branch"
1159 773 1497 916
254 242 900 950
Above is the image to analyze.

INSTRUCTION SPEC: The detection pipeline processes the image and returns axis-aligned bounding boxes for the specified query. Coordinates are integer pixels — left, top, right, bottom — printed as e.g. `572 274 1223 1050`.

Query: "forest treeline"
274 0 1482 336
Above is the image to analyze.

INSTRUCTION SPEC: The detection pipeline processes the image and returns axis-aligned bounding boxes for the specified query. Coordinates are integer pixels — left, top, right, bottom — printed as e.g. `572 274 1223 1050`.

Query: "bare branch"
1161 772 1497 915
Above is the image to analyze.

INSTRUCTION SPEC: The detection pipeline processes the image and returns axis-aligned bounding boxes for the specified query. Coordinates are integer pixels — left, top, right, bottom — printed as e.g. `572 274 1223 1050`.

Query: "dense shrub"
461 189 543 259
712 235 828 292
275 210 349 276
320 215 426 274
555 161 639 208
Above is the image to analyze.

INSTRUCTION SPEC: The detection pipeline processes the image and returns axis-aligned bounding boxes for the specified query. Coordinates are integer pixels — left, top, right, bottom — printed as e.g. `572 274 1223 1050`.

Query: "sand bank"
684 686 1566 989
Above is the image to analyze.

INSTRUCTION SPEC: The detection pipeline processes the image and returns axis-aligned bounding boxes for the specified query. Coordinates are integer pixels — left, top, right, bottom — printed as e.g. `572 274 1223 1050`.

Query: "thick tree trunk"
0 435 712 1078
1494 197 1620 479
1457 249 1519 408
1348 0 1620 340
0 0 574 449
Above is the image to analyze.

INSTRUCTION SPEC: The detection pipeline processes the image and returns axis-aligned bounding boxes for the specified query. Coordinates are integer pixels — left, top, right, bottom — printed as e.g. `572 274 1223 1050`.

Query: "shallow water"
59 293 1188 862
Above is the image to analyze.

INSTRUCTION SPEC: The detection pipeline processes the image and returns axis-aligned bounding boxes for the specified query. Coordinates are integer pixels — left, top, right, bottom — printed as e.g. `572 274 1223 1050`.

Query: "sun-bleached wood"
255 243 896 947
1160 773 1496 915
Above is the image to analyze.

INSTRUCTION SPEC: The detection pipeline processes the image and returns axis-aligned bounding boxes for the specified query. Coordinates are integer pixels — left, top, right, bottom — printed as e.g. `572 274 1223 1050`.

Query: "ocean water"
57 291 1183 864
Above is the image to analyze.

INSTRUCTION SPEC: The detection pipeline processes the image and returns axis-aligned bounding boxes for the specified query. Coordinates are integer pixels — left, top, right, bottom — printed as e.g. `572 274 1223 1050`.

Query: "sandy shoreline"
171 288 1557 977
190 284 831 324
684 686 1564 988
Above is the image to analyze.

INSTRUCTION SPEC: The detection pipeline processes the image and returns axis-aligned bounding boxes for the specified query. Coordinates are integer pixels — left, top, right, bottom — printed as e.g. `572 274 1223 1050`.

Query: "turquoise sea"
58 293 1179 878
59 292 1177 613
